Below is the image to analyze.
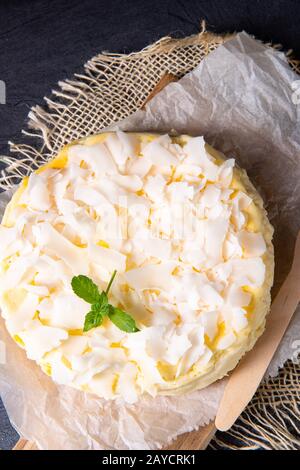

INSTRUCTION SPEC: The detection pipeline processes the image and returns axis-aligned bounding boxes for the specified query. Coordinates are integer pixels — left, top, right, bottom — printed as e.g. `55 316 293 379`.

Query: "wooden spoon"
215 231 300 431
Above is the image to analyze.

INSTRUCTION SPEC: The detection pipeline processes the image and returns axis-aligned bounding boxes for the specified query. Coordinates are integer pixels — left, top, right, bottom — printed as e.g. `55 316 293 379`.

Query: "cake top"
0 132 269 402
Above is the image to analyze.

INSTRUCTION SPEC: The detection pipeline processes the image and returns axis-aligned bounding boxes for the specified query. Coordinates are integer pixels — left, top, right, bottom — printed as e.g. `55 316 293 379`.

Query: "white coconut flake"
239 230 266 257
142 139 178 166
33 222 89 275
68 143 118 176
124 262 177 291
18 322 68 361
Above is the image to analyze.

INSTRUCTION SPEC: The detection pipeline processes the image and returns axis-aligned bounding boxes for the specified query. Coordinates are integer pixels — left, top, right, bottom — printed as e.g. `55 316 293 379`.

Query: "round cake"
0 132 274 402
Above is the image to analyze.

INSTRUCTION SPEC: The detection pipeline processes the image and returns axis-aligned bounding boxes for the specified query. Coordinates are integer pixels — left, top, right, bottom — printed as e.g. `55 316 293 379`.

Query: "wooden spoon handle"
141 73 177 109
215 233 300 432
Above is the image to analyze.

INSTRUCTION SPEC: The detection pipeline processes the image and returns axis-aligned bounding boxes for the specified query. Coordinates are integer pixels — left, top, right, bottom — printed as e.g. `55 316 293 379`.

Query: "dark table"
0 0 299 450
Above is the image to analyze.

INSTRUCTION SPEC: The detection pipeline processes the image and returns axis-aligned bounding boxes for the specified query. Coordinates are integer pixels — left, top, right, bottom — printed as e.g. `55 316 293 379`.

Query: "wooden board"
14 439 38 451
165 422 216 450
14 422 216 450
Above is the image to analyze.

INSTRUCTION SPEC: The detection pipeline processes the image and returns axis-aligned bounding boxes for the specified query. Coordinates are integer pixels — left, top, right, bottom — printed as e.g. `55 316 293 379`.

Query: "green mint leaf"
108 306 140 333
83 308 103 332
95 292 109 311
71 275 100 304
72 271 140 334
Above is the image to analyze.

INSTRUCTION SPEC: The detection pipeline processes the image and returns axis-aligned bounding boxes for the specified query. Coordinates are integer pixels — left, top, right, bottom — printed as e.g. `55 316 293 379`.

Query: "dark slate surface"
0 399 19 450
0 0 299 450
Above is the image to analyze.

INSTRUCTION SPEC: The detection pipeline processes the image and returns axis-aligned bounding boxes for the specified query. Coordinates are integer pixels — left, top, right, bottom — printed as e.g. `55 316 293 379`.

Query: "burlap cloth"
0 26 299 450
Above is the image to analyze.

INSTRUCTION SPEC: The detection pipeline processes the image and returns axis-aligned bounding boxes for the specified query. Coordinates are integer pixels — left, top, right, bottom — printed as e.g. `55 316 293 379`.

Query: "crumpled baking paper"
0 32 300 449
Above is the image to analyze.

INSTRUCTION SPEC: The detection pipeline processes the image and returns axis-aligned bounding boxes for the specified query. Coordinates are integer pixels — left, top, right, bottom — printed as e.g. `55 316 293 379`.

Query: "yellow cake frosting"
0 132 274 402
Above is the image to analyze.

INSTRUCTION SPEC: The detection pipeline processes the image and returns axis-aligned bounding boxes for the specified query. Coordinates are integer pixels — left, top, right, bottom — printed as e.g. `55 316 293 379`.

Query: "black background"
1 0 300 158
0 0 300 450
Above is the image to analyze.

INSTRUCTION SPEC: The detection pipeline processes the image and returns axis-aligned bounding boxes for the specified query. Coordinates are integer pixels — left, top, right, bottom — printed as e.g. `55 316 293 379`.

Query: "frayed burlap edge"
209 360 300 450
0 25 299 450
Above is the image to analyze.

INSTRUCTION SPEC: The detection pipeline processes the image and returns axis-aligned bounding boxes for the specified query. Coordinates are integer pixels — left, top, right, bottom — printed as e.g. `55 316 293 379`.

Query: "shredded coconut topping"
0 132 267 402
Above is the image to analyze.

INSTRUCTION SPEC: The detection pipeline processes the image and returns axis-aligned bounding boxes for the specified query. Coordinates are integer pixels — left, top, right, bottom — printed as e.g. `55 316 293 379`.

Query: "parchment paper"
0 32 300 449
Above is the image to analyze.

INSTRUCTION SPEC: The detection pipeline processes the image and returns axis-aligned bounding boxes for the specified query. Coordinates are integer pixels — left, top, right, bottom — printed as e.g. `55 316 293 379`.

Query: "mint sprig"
71 270 140 333
108 306 140 333
71 275 101 304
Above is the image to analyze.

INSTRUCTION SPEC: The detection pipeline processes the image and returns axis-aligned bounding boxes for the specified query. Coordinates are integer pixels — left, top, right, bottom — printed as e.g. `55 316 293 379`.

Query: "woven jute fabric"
0 27 299 450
